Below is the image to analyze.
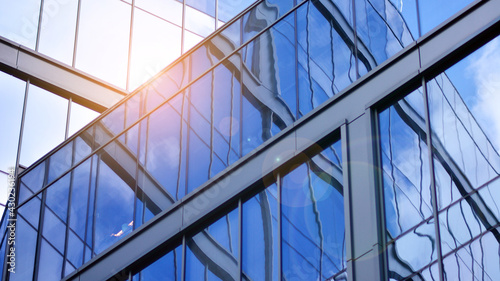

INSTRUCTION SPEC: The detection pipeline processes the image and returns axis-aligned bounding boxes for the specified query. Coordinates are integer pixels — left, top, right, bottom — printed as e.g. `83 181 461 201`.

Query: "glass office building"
1 0 500 280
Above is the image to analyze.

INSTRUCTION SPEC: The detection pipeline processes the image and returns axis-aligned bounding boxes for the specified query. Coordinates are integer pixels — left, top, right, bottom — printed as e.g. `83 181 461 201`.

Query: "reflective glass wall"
0 71 98 213
380 34 500 280
6 0 484 278
0 0 256 91
132 139 345 281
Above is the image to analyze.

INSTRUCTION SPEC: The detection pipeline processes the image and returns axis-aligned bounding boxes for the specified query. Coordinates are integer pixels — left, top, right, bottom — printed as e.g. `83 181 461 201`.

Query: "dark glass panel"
282 141 345 280
36 239 63 281
69 158 91 239
18 194 41 230
187 130 210 193
66 230 85 269
135 245 183 280
45 173 71 223
379 89 432 238
20 161 47 199
207 208 239 258
9 218 37 281
64 261 76 278
146 101 183 200
355 0 403 66
94 149 135 254
242 184 278 281
42 207 66 253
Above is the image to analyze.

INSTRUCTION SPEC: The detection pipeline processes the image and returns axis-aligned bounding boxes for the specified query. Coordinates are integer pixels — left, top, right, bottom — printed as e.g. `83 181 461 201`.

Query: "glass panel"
9 217 37 281
218 0 254 22
20 85 68 167
37 239 64 281
134 245 183 280
184 30 204 52
355 0 405 66
429 36 500 211
47 141 73 183
387 219 437 279
94 103 126 149
379 88 432 238
0 72 25 172
185 206 239 281
76 0 131 88
18 194 41 230
185 5 215 37
281 141 345 280
45 173 71 223
242 184 278 281
389 0 419 39
186 0 215 17
144 98 184 200
94 142 136 254
419 0 473 35
135 0 183 25
0 0 41 48
66 230 84 269
68 102 99 138
439 199 485 257
38 0 79 65
42 207 66 253
129 8 182 90
69 159 91 239
19 161 46 201
441 232 500 280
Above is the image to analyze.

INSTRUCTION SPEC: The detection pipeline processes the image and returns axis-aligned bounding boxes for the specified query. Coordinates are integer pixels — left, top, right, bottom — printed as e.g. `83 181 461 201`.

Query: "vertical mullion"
32 161 49 281
15 81 30 180
65 97 72 140
238 199 242 281
340 123 354 281
181 0 186 53
415 0 422 38
181 236 186 281
126 0 135 92
82 151 94 265
422 77 444 281
351 0 360 79
72 0 82 67
277 173 282 281
35 0 45 51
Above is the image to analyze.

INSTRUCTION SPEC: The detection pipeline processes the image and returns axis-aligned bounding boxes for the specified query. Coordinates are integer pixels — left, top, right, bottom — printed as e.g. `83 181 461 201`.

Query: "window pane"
68 102 99 137
242 184 278 281
37 239 63 281
133 245 183 280
135 0 182 25
0 0 41 49
379 88 431 238
76 0 131 88
185 5 215 37
186 0 215 17
38 0 79 65
129 8 181 90
94 146 136 254
9 217 37 281
0 72 26 172
419 0 473 35
281 141 345 280
20 85 68 167
218 0 254 22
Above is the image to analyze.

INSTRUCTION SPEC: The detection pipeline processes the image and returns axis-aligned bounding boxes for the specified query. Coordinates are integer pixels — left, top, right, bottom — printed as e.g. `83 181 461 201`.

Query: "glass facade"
380 35 500 280
1 0 499 280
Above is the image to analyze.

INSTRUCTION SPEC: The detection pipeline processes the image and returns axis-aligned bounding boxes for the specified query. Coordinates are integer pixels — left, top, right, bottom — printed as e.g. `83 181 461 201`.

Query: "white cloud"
468 37 500 152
